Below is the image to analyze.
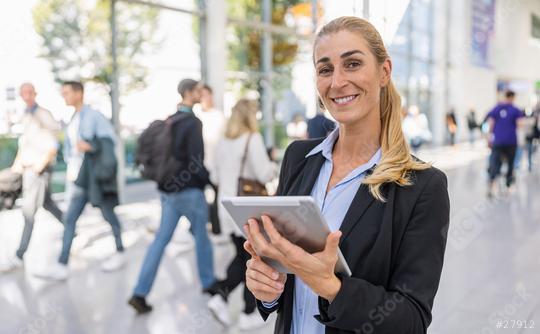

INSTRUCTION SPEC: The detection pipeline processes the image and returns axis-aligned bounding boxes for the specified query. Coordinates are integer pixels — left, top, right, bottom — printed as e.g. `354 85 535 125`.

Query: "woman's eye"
345 61 361 69
318 67 332 75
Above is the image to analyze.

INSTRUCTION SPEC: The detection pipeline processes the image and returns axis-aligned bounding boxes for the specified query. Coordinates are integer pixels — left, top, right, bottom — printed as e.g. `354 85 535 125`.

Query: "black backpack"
135 113 189 184
0 168 22 211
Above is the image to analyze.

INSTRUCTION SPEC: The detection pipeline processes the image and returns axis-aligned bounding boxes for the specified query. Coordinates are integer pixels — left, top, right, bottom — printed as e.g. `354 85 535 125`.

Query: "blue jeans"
133 188 215 297
514 146 524 170
527 140 536 171
59 183 124 265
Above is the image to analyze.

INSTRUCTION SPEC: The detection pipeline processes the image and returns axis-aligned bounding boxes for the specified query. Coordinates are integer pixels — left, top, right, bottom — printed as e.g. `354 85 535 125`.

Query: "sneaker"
487 182 496 198
101 252 125 272
207 294 231 327
0 255 23 273
128 295 153 314
238 311 266 331
35 263 68 281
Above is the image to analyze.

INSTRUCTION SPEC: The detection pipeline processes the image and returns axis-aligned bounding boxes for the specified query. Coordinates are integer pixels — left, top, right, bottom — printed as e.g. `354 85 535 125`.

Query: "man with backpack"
1 83 63 273
129 79 215 314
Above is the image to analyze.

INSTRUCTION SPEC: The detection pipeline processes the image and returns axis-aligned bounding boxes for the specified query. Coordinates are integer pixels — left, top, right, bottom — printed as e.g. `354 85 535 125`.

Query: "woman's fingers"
245 219 283 260
247 257 280 280
278 272 287 284
323 231 342 254
243 240 259 259
245 257 285 302
246 264 285 291
245 279 283 302
260 215 294 253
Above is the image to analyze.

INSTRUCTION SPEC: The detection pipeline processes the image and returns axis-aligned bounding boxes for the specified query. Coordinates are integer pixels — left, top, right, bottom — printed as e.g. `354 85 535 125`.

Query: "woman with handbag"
206 98 277 330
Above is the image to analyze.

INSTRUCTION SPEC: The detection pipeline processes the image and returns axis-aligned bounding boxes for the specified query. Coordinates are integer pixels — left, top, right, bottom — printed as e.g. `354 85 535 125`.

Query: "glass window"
389 15 410 57
411 0 430 31
411 59 431 113
411 60 430 84
390 54 409 88
411 30 431 60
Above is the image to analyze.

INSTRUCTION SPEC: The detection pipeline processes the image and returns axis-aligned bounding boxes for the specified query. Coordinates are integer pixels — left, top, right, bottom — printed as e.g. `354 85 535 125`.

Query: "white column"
261 0 274 146
430 0 449 146
204 0 227 111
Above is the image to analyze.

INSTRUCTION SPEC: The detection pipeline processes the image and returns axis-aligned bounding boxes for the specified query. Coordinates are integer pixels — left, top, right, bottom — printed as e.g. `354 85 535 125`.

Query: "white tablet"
221 196 352 276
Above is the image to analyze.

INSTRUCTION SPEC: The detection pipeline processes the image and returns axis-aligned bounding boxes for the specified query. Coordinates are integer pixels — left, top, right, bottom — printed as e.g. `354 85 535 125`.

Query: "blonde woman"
207 98 277 330
243 17 450 334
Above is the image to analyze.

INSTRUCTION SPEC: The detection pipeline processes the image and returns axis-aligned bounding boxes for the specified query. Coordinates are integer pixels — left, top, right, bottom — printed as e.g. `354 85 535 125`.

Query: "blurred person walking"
446 108 458 146
467 108 479 145
402 105 432 152
37 81 125 280
307 111 335 139
129 79 215 314
487 90 525 197
514 114 529 171
205 99 277 330
524 104 540 171
196 84 227 239
1 83 63 273
196 84 226 172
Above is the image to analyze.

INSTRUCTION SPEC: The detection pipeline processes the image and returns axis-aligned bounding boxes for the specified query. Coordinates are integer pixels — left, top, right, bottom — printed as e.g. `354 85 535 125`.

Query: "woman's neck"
334 118 381 164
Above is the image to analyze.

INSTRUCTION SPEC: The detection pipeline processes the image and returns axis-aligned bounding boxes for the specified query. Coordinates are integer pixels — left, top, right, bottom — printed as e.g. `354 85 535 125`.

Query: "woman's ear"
380 58 392 87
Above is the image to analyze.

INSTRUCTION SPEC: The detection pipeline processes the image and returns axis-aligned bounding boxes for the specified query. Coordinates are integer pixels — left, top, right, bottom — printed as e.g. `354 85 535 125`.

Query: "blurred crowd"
1 78 539 330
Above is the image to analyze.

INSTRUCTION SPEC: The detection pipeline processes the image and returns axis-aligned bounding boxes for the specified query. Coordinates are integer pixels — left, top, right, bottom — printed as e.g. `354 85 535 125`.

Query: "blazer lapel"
339 184 376 243
294 152 326 196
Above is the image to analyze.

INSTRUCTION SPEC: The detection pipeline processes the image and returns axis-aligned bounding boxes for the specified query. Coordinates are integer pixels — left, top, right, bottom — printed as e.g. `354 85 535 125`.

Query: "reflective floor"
0 143 539 334
430 148 540 334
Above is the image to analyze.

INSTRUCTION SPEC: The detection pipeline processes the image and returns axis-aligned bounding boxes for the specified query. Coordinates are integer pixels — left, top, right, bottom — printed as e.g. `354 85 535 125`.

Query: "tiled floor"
1 144 539 334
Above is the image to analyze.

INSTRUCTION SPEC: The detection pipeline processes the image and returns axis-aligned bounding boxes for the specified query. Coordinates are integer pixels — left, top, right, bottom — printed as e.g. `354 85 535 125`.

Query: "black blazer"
257 139 450 334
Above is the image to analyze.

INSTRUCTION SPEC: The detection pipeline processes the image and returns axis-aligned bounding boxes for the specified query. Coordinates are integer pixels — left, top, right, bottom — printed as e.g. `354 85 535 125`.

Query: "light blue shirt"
63 105 117 162
263 128 381 334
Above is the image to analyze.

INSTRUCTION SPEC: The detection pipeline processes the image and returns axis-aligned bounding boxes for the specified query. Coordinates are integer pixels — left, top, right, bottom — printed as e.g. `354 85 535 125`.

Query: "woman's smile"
331 94 359 106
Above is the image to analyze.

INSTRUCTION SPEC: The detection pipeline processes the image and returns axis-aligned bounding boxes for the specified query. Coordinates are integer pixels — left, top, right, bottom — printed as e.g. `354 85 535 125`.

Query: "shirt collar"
306 127 340 159
26 103 38 114
78 104 90 116
178 104 193 113
305 127 382 186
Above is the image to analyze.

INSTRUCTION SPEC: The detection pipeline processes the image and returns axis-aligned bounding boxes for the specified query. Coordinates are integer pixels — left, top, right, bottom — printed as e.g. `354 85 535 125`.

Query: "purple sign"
471 0 495 68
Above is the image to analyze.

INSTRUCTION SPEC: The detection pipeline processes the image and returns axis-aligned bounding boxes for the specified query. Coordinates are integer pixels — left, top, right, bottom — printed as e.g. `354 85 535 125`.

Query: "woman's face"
314 30 390 126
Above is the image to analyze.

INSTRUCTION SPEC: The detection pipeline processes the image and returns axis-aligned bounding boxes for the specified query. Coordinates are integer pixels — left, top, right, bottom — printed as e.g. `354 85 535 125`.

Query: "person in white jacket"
207 98 277 330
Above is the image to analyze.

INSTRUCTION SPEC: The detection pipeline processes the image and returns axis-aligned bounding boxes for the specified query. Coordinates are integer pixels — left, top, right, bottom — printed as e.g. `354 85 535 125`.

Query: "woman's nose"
330 68 347 89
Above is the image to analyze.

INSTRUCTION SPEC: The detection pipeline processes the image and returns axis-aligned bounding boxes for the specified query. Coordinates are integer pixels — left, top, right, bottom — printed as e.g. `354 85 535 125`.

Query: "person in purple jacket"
487 90 525 197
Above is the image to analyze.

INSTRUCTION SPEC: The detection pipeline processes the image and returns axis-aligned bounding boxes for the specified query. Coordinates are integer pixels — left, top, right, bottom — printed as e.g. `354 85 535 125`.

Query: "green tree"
32 0 160 93
227 0 302 92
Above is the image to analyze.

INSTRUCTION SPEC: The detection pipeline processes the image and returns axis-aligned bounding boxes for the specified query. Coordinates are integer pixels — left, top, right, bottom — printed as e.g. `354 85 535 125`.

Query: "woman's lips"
331 94 358 106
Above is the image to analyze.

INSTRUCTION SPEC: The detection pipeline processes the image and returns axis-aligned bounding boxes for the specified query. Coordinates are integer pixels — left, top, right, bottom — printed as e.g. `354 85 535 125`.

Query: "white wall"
444 0 540 142
494 0 540 107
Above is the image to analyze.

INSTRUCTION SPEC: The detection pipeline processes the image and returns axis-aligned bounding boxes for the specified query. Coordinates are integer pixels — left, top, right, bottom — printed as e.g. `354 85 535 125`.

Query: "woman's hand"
244 240 287 303
244 215 343 302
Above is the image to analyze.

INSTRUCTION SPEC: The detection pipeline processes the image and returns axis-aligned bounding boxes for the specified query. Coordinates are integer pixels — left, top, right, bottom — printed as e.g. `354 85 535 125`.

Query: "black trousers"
208 184 221 234
489 145 517 186
208 234 256 314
